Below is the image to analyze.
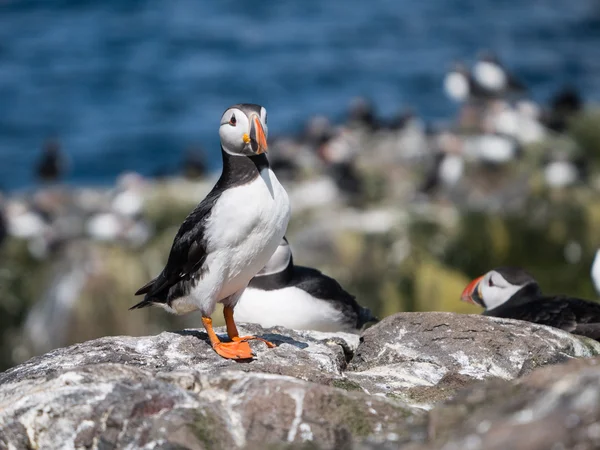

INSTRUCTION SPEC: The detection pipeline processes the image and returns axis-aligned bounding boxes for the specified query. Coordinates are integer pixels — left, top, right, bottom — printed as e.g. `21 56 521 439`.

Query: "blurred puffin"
235 237 378 332
473 51 526 96
0 195 6 249
543 85 583 133
36 137 67 183
461 267 600 340
541 151 586 189
443 61 492 103
347 96 378 131
131 104 291 360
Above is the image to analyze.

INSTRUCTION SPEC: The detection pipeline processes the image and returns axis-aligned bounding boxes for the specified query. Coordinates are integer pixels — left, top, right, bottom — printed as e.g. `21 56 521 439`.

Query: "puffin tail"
357 307 379 329
129 299 153 310
130 278 157 310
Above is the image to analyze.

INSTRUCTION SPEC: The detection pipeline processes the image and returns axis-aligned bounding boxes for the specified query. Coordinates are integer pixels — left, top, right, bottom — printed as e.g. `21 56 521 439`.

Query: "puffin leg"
223 306 276 348
201 316 254 360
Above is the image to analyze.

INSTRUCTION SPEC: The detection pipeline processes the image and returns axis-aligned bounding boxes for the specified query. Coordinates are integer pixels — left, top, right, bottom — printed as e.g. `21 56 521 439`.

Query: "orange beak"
250 115 268 154
461 275 484 305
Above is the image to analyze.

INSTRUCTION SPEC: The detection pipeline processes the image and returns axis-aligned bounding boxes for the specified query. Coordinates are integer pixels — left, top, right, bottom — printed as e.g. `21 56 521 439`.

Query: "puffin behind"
235 237 378 332
131 104 291 360
461 266 600 341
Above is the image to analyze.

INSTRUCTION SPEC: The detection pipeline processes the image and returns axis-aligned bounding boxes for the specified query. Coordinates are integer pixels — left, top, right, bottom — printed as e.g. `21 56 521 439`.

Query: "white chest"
235 287 353 332
444 73 469 102
206 169 291 298
474 62 507 92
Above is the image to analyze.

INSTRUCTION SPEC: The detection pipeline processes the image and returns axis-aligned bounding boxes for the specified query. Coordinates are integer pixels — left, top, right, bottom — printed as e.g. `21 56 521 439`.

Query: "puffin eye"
264 112 267 125
488 278 495 287
229 114 237 126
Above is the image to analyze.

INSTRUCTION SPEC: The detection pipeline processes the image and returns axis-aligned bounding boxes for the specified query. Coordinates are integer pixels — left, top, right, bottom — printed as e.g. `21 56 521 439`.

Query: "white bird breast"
474 61 507 92
235 286 351 332
439 154 464 186
444 73 469 102
475 134 516 163
544 161 578 188
182 167 291 313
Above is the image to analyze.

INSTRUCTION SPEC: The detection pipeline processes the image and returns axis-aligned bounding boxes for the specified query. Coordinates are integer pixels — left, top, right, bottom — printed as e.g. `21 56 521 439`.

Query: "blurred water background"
1 0 600 371
0 0 599 189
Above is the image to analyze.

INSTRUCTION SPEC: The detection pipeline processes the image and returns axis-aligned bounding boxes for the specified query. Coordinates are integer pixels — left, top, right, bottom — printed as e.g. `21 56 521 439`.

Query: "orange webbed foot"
212 340 255 360
232 336 276 348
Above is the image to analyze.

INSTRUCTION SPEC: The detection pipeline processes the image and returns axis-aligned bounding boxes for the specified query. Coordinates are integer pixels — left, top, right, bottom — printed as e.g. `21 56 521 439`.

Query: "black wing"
131 189 221 309
291 266 378 329
500 296 600 340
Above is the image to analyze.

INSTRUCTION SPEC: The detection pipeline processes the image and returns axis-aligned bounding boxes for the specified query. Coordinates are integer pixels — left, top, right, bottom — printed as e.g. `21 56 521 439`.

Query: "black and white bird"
443 61 491 103
131 104 291 360
235 237 378 332
461 267 600 340
473 51 526 96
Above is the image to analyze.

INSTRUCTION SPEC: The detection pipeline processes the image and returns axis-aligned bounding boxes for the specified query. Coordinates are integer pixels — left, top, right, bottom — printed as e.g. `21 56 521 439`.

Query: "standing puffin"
235 237 378 332
461 267 600 340
131 104 291 359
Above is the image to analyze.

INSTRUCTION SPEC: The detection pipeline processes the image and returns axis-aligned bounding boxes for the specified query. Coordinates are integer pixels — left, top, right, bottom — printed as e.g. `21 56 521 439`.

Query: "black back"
484 283 600 341
249 255 378 329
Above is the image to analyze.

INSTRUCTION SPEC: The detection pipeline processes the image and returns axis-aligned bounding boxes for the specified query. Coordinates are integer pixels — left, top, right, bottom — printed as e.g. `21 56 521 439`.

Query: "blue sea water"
0 0 599 190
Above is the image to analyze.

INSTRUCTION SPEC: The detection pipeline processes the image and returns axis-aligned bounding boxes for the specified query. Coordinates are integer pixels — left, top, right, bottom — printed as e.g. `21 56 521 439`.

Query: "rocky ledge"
0 312 599 449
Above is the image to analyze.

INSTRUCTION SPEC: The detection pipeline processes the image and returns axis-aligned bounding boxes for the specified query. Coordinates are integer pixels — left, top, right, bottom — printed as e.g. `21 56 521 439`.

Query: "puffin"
235 237 378 332
131 104 291 360
473 51 526 96
542 85 583 133
461 267 600 340
443 61 492 103
36 138 67 183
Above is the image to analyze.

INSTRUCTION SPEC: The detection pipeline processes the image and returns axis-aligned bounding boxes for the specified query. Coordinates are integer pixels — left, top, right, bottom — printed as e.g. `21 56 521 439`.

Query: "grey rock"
1 314 600 449
0 324 423 450
347 312 600 408
408 356 600 450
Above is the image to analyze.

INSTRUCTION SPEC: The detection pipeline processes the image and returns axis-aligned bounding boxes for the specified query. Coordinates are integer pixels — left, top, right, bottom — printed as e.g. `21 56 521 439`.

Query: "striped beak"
250 115 267 154
461 275 485 306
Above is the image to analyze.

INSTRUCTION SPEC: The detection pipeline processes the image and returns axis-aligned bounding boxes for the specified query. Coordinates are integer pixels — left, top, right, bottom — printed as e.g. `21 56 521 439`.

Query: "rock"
347 312 600 408
1 314 599 449
0 324 424 450
404 356 600 450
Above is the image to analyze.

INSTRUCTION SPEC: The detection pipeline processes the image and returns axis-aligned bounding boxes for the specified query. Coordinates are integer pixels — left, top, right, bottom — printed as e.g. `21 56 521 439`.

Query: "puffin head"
255 237 292 277
461 267 537 311
219 104 268 157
